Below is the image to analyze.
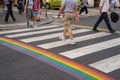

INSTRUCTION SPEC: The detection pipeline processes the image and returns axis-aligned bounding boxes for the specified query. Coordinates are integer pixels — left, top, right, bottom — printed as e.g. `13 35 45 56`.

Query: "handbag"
110 12 119 23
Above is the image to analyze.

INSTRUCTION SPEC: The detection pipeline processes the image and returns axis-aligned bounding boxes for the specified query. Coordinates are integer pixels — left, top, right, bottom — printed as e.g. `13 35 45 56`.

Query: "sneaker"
59 36 65 41
69 41 75 46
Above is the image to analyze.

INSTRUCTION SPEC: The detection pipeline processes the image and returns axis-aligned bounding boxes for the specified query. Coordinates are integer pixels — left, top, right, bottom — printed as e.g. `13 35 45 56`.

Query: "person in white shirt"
93 0 116 33
24 0 34 28
58 0 79 45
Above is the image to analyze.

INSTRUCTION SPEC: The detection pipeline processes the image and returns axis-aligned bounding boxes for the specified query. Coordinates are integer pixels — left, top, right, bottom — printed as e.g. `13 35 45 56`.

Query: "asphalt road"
0 8 120 80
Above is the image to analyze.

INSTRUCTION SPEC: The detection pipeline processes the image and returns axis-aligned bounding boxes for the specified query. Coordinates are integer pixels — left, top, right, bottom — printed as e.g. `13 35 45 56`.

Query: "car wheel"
46 3 50 9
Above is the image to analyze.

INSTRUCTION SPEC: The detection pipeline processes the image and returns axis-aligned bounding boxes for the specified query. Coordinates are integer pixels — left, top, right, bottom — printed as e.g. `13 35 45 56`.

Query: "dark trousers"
79 6 88 15
5 4 15 21
93 12 114 31
18 9 23 14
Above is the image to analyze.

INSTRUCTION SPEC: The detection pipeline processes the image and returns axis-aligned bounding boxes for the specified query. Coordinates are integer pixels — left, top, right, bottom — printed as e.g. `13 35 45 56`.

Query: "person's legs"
60 13 75 45
93 13 104 31
84 6 88 15
34 15 37 27
103 12 115 33
33 11 38 27
19 9 22 14
79 7 84 15
5 4 10 22
59 27 68 41
67 13 75 45
9 4 16 21
67 27 75 45
68 27 73 40
26 9 33 28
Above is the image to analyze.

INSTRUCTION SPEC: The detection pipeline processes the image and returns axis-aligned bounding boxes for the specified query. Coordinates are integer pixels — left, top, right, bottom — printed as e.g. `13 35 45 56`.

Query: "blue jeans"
93 12 114 31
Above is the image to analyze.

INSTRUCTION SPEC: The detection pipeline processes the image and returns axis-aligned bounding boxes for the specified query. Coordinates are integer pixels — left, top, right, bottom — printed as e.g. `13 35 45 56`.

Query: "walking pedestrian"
4 0 16 23
93 0 116 33
33 0 40 27
58 0 79 45
79 0 89 16
17 0 24 14
24 0 34 28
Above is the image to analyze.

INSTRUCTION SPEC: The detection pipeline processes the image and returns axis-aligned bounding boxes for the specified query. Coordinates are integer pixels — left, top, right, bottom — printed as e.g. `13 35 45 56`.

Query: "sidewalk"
0 7 54 30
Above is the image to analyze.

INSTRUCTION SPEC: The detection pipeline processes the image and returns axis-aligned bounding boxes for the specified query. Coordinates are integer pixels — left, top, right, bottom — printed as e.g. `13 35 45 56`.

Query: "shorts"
33 11 38 16
62 12 74 28
26 8 34 20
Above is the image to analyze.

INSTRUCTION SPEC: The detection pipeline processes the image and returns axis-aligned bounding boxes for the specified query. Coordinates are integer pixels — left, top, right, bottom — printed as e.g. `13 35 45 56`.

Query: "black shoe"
110 30 116 33
93 29 99 32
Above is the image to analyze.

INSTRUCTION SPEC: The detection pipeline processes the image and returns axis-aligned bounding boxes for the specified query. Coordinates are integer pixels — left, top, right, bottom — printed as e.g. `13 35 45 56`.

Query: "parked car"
44 0 80 9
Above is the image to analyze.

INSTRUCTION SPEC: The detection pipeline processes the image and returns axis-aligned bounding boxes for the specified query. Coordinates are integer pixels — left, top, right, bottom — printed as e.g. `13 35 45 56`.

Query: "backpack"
110 12 119 23
17 1 24 9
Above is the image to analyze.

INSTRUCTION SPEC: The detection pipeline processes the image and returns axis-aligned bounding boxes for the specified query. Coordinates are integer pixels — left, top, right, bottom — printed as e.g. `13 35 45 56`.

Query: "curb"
0 16 54 31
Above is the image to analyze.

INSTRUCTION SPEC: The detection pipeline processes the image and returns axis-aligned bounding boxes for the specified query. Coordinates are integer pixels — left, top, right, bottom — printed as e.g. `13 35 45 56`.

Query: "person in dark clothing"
93 0 115 33
17 0 24 14
4 0 16 23
79 0 88 16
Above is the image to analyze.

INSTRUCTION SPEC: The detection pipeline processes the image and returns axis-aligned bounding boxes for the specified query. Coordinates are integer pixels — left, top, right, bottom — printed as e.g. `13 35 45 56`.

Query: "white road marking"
59 38 120 59
5 27 64 38
20 29 90 43
38 32 110 49
89 54 120 73
0 25 59 34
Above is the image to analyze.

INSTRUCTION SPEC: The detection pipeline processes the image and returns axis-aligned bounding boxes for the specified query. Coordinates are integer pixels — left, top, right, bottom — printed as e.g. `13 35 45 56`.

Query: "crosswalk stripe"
20 29 90 43
2 24 120 74
38 32 111 49
0 25 59 34
89 54 120 73
0 23 26 27
59 37 120 59
5 27 64 38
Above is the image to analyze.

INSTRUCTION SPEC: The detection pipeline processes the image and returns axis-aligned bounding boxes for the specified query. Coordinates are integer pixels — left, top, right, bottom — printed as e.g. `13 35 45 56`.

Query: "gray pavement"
0 7 54 30
1 7 120 32
0 7 120 80
72 13 120 31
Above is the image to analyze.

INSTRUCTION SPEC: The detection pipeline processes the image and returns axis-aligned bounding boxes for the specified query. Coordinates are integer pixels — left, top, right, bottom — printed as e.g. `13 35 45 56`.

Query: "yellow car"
44 0 80 9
